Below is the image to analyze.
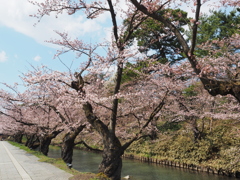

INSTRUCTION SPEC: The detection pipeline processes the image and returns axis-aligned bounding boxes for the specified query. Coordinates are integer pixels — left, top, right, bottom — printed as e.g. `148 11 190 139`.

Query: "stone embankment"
123 154 240 178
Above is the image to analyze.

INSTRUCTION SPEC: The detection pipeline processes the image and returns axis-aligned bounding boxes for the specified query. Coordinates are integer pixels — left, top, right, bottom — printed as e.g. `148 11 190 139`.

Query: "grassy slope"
125 119 240 174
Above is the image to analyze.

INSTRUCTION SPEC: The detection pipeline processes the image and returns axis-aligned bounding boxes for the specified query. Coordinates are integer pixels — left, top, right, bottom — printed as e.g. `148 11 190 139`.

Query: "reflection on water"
48 146 235 180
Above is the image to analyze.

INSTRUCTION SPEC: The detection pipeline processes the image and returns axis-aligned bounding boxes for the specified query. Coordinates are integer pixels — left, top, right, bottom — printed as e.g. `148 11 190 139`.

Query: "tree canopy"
194 8 240 57
126 8 189 64
1 0 240 180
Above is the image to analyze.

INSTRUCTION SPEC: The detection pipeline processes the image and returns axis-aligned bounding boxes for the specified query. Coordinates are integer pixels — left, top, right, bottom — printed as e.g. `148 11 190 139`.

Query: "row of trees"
1 0 240 179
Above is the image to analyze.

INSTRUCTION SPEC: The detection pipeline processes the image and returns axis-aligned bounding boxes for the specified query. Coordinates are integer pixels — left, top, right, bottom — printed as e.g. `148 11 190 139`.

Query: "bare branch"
75 140 103 152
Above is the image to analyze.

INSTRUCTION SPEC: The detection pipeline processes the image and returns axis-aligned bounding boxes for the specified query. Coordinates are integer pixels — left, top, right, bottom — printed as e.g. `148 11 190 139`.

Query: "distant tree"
0 88 64 155
193 9 240 57
21 67 87 165
163 80 240 143
122 9 238 85
198 9 240 43
126 9 189 64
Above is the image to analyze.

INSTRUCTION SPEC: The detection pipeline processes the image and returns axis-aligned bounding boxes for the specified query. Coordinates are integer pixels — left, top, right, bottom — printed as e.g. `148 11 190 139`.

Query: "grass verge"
8 141 109 180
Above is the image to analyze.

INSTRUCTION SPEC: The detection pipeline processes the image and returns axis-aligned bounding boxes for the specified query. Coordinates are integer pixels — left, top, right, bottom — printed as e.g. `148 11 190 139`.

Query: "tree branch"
107 0 119 43
75 140 103 152
45 103 68 124
83 102 109 138
190 0 201 55
0 111 36 126
130 0 201 74
140 90 168 131
122 134 151 150
122 90 168 150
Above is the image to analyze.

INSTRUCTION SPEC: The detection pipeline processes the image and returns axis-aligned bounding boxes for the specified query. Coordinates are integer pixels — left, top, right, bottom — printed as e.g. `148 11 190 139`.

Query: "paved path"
0 141 73 180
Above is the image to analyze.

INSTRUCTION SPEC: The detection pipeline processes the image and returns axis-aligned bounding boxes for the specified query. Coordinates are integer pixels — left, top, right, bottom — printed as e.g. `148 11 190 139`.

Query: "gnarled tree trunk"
13 133 23 143
25 134 40 149
61 125 85 168
39 130 63 156
200 77 240 103
99 136 124 180
39 136 52 156
83 102 124 180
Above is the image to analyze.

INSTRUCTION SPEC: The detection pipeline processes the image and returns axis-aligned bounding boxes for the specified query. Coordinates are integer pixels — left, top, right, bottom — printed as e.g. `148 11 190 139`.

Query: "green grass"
8 141 109 180
8 141 76 174
8 141 43 158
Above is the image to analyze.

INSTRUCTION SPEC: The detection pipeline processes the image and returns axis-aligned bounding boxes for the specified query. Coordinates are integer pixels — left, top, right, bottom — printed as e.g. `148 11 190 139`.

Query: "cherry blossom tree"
28 1 185 180
130 0 240 101
163 79 240 143
0 87 36 143
0 114 25 143
21 66 88 166
28 0 240 179
0 83 64 155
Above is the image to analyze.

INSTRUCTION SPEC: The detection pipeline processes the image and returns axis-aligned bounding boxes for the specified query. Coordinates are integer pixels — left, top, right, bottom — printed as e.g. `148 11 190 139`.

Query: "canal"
48 146 235 180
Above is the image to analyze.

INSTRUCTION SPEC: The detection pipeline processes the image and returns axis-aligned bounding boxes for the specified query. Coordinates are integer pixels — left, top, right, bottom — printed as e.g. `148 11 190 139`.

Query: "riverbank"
122 153 240 178
62 118 240 179
47 145 235 180
71 145 240 179
122 119 240 178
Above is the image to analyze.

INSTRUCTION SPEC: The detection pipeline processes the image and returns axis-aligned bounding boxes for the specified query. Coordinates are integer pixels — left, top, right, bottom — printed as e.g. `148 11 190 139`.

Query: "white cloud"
34 55 41 62
0 51 8 62
0 0 225 50
175 0 226 18
0 0 109 48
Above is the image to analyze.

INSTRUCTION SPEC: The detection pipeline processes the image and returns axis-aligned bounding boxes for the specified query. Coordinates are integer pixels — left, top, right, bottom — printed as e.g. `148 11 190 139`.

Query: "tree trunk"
25 134 39 149
39 130 63 156
191 119 201 143
25 135 31 147
39 135 52 156
61 137 74 168
14 133 23 143
83 102 124 180
99 136 124 180
200 77 240 102
61 125 85 168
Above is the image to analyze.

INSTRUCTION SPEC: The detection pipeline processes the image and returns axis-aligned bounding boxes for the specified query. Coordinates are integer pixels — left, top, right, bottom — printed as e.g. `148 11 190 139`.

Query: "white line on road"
1 142 32 180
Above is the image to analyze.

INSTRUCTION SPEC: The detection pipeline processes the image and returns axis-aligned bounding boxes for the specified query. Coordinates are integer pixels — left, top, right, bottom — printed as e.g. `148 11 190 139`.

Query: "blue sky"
0 0 112 92
0 0 222 92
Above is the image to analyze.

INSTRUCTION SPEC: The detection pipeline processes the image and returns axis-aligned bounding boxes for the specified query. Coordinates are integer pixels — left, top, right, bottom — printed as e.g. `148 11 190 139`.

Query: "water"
48 146 236 180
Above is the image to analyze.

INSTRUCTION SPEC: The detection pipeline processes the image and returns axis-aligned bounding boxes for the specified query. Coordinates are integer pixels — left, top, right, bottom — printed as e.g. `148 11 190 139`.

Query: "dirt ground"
69 172 111 180
69 173 97 180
